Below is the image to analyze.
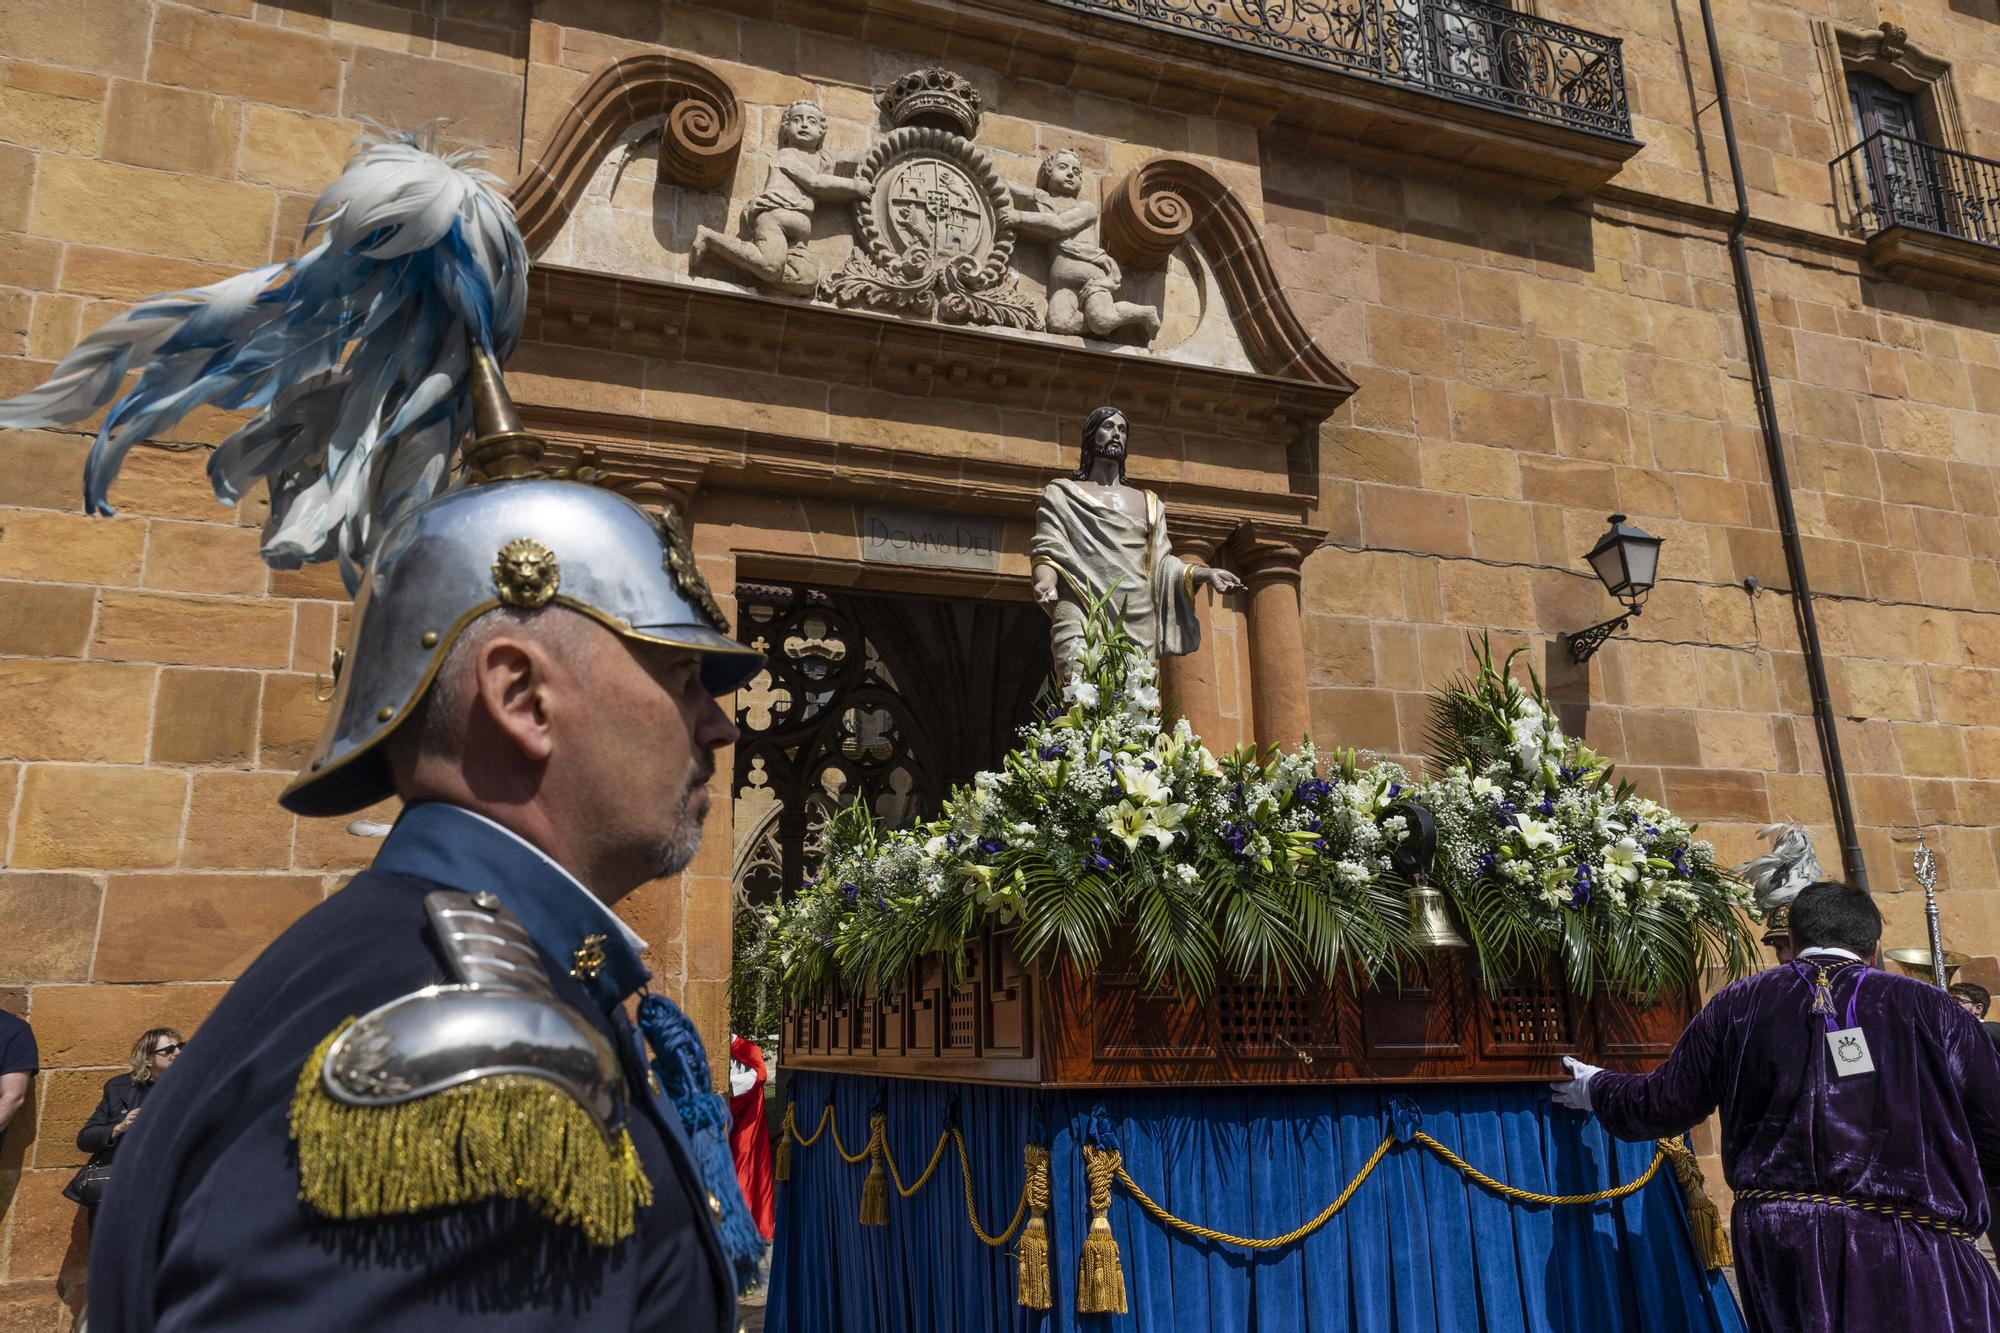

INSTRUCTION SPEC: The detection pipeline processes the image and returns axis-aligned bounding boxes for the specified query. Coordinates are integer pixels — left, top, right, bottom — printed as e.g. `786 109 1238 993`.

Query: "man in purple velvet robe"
1552 881 2000 1332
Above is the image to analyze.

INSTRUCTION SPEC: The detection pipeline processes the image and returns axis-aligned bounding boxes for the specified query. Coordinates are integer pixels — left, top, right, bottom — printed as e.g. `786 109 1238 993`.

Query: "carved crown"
877 67 982 138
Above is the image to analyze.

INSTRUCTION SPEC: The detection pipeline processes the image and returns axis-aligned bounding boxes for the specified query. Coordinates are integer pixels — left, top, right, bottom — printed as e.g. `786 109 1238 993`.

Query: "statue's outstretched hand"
1032 568 1060 605
1202 567 1244 595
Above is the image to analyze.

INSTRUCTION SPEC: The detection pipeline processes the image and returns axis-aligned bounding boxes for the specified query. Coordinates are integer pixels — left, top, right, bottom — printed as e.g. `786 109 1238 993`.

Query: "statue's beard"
1078 447 1126 480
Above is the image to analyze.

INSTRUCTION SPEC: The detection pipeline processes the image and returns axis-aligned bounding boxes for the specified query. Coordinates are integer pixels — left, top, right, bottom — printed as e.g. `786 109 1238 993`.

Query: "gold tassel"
1016 1144 1053 1310
1076 1144 1127 1314
1658 1138 1732 1271
774 1104 794 1183
289 1020 653 1248
859 1112 889 1226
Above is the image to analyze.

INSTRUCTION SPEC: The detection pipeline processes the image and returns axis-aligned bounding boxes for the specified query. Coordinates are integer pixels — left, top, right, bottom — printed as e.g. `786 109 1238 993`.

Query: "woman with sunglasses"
69 1029 185 1214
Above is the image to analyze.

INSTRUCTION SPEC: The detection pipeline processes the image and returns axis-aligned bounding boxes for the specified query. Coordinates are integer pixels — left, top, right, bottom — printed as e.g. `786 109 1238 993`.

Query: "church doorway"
727 581 1048 1032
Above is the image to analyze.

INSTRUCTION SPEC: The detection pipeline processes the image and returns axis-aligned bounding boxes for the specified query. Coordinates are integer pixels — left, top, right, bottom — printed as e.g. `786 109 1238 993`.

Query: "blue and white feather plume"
0 125 527 590
1733 820 1824 919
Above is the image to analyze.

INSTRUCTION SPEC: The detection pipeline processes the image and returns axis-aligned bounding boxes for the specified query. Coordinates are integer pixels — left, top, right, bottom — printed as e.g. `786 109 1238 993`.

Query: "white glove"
728 1057 758 1099
1549 1055 1603 1113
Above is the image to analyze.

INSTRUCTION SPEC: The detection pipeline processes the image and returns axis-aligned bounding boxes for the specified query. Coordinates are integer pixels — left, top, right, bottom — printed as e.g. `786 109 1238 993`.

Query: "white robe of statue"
1030 476 1202 682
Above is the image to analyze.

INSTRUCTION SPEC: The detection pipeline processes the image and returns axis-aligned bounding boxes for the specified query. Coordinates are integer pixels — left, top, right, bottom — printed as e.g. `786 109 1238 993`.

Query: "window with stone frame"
1817 20 1999 250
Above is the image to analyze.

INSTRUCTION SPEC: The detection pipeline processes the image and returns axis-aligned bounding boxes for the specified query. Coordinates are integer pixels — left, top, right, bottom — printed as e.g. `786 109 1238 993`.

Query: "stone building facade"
2 0 1998 1324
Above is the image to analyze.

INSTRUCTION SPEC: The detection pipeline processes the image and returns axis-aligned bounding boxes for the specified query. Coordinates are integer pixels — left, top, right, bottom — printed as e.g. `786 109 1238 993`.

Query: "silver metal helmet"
282 478 763 817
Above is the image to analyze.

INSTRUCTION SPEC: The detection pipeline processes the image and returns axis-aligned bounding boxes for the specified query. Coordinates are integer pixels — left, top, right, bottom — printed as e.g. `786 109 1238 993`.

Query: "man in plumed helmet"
0 131 761 1330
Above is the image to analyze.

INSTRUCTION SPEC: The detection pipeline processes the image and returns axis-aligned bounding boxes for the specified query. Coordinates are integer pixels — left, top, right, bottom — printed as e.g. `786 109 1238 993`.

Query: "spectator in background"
729 1033 775 1245
0 1007 36 1151
1950 983 2000 1049
69 1029 184 1213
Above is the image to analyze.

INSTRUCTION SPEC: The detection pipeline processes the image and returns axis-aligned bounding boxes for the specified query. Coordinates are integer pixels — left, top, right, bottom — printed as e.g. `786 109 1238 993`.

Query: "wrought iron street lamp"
1565 514 1662 664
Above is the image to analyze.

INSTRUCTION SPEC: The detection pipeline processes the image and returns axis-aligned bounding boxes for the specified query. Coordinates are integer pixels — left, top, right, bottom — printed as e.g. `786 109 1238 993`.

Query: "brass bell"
1884 947 1970 987
1408 884 1470 950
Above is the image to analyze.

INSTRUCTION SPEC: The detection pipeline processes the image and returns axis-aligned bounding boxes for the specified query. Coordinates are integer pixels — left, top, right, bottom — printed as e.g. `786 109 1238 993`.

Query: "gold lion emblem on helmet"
492 537 561 609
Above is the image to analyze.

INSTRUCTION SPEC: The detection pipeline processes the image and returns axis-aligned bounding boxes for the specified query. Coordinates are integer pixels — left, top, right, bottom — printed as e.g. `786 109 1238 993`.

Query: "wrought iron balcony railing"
1835 129 2000 249
1046 0 1633 139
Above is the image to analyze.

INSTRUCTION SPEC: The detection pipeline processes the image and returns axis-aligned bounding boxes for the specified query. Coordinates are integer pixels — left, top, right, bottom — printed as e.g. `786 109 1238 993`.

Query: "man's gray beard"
646 783 706 878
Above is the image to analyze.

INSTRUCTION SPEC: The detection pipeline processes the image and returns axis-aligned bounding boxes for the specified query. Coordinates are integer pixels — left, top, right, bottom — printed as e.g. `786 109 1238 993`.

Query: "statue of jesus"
1031 406 1242 681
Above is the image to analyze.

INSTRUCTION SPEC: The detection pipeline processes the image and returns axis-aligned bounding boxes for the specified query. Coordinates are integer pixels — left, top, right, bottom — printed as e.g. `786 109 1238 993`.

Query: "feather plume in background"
0 124 527 591
1732 820 1825 918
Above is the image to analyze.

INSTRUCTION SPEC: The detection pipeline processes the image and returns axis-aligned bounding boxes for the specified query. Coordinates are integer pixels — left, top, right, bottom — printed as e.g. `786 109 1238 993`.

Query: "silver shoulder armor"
321 890 624 1131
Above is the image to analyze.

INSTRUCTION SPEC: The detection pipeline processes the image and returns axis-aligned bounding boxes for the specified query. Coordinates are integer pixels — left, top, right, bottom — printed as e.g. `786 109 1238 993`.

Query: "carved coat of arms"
691 67 1165 339
818 71 1041 328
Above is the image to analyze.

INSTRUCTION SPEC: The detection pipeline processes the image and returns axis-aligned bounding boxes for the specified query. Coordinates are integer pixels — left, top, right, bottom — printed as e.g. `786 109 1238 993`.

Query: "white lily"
1126 683 1161 714
1119 764 1171 806
1603 836 1644 884
1063 679 1100 708
1470 775 1500 800
1513 814 1559 852
1102 798 1183 850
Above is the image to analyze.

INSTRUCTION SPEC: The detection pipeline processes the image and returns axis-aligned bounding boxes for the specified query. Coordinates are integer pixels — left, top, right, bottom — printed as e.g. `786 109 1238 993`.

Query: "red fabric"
728 1035 775 1240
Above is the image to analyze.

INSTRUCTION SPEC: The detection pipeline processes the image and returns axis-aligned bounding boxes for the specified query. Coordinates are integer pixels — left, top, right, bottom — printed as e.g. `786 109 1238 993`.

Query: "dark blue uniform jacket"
88 803 733 1332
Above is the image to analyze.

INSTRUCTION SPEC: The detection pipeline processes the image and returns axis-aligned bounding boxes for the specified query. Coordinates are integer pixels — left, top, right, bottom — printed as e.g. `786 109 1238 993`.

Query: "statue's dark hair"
1072 405 1127 481
1787 880 1882 958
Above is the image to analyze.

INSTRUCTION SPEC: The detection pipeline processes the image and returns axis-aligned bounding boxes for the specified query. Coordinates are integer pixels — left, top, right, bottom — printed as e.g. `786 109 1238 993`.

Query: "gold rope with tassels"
859 1112 890 1226
781 1104 1718 1303
1658 1138 1732 1269
289 1020 653 1248
1077 1144 1128 1315
1016 1144 1053 1310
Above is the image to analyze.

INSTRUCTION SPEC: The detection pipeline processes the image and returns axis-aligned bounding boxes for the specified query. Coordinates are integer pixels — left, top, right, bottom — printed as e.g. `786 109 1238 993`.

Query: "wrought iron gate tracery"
730 582 1049 909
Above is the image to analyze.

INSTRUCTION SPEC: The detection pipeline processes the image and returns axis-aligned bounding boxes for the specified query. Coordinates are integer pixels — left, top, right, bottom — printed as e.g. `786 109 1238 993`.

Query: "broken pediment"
510 55 1348 395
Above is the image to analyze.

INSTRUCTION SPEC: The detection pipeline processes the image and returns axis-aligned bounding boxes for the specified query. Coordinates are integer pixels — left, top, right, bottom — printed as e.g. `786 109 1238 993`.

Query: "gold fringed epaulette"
290 1019 654 1247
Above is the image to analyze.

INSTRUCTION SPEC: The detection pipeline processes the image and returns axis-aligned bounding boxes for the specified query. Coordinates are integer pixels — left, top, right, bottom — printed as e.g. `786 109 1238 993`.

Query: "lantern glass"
1584 515 1661 602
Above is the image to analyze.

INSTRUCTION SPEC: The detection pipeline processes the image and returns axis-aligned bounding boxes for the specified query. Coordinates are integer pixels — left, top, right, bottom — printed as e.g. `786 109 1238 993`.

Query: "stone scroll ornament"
816 70 1043 329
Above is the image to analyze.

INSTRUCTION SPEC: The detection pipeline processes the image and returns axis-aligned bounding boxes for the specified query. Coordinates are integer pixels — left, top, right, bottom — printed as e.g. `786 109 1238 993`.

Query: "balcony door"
1847 73 1941 231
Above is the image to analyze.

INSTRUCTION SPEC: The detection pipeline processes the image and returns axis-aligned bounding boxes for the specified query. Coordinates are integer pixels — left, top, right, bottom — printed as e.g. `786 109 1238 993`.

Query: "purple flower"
1477 850 1497 874
1668 844 1691 877
1222 823 1251 855
1536 797 1555 817
1086 835 1113 872
1292 778 1332 805
1568 865 1594 910
841 881 859 901
978 837 1007 856
1038 742 1067 761
945 833 964 851
1387 782 1403 800
1142 758 1157 771
875 895 889 911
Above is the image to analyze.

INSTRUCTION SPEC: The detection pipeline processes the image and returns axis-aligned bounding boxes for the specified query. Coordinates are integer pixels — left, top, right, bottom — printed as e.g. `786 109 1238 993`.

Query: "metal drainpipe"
1695 0 1869 889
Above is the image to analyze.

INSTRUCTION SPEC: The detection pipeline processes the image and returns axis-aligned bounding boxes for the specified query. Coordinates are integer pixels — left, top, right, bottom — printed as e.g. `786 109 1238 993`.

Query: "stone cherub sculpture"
1032 406 1241 681
1007 150 1161 342
691 101 865 297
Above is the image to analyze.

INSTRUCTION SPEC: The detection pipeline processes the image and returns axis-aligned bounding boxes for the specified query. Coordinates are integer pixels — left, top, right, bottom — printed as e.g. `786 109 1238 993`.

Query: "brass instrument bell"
1884 948 1970 987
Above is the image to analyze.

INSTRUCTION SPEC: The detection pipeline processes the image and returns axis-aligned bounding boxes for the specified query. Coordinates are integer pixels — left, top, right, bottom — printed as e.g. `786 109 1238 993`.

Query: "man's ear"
472 633 558 763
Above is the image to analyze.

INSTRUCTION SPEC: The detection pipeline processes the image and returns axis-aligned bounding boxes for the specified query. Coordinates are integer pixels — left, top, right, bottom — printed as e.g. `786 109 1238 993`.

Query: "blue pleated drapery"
768 1072 1745 1332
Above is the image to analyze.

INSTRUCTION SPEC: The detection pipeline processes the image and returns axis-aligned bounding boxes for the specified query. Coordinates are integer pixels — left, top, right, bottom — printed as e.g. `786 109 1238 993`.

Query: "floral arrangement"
1416 638 1758 995
770 610 1756 1005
